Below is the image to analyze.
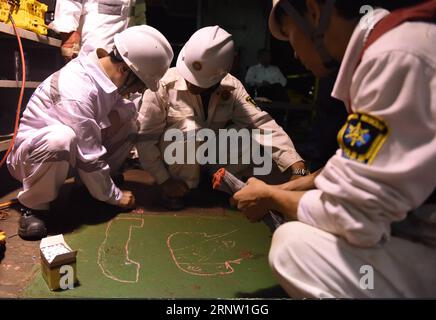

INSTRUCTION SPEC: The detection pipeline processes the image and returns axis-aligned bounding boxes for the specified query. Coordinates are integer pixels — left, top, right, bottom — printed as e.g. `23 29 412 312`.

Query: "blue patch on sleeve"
338 113 389 165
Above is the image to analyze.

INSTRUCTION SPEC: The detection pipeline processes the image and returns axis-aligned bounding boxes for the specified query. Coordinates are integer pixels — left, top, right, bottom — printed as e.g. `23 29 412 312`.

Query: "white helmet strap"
280 0 338 70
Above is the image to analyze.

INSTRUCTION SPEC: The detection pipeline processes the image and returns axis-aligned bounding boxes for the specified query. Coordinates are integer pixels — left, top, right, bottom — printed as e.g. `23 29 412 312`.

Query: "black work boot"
18 206 48 240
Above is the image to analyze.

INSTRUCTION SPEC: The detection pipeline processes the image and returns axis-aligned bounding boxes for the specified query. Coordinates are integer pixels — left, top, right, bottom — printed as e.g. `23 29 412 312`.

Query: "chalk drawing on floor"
167 229 250 276
97 217 144 283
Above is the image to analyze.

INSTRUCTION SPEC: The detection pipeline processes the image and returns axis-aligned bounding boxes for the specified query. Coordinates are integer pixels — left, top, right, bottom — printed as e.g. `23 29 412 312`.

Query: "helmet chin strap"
280 0 339 71
117 71 131 96
118 69 142 96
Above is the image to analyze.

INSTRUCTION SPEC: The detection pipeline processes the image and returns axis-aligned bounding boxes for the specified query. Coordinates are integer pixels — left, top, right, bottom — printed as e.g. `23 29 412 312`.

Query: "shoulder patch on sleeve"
337 112 389 165
245 96 258 108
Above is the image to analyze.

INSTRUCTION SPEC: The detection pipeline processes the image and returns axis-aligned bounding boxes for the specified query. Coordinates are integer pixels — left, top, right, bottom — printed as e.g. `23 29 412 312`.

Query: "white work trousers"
8 121 136 210
269 221 436 298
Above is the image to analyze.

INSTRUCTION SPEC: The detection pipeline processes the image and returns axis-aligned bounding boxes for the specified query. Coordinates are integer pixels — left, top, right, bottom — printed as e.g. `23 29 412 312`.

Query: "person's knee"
269 222 314 277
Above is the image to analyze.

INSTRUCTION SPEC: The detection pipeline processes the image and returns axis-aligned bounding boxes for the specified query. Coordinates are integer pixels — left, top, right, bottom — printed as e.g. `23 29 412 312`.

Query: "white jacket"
10 49 137 204
245 64 287 87
49 0 146 53
137 68 303 184
297 9 436 247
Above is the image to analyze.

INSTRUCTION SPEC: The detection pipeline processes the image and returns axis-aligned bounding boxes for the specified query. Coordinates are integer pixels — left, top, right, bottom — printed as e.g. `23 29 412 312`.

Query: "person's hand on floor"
118 190 136 209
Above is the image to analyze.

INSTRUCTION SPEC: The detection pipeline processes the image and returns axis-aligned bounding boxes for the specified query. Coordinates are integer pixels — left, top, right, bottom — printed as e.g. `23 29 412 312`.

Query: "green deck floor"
23 211 282 298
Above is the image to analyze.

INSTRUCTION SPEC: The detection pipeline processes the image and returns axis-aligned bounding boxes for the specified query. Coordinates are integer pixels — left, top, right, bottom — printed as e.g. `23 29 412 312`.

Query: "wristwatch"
291 168 311 176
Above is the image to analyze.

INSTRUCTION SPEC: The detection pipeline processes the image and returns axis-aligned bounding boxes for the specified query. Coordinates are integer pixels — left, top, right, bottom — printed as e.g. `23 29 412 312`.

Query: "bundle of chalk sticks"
212 168 285 232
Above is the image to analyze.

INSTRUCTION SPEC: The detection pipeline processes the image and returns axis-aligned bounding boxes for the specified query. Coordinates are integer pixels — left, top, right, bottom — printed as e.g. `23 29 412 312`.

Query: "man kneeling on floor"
136 26 307 210
233 0 436 298
7 26 174 240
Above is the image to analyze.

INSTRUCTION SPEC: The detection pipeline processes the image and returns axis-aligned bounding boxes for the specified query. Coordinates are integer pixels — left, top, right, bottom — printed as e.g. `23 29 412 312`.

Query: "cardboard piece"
40 235 78 291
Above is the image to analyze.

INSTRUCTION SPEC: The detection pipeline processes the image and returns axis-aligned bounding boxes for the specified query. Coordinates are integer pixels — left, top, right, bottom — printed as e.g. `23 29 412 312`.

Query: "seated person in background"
245 49 289 126
137 26 307 211
245 49 289 104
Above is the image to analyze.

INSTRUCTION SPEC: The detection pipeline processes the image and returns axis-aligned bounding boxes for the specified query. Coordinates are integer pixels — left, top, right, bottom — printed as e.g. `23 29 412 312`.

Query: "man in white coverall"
7 25 174 240
49 0 146 61
137 26 307 210
233 0 436 298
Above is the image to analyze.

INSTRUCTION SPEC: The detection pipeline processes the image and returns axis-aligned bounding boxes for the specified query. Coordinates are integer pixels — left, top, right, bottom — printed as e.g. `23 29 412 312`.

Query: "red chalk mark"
240 250 254 259
131 207 146 215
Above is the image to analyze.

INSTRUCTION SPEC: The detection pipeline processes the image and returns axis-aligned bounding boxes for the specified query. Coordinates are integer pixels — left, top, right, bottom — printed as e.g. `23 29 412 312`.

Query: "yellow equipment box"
0 0 48 35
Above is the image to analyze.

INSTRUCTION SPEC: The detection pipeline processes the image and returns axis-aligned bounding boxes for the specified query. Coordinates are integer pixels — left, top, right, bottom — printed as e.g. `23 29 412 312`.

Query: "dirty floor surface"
0 170 286 298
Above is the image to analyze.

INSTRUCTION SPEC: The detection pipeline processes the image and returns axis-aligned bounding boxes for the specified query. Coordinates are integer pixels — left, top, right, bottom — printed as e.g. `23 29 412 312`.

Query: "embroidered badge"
245 96 257 108
338 113 389 165
192 61 202 71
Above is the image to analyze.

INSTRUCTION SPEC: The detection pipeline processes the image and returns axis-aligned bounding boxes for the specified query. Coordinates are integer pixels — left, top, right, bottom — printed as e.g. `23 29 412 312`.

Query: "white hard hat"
114 25 174 92
176 26 235 89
